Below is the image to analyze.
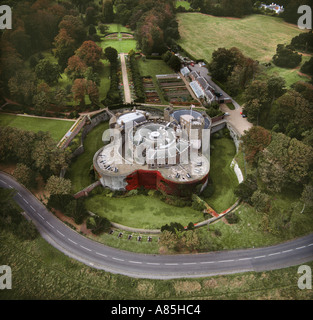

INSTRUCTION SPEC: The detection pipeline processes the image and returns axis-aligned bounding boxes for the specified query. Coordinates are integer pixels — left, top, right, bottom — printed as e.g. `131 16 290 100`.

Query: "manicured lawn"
138 58 174 77
66 121 109 193
100 39 137 54
85 194 204 229
0 114 74 142
178 13 306 63
106 23 132 34
202 136 239 213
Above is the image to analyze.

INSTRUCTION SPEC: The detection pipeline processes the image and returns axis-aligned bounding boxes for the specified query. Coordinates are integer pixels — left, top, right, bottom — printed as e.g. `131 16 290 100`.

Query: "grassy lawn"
100 39 137 54
105 23 133 34
178 14 306 63
98 60 111 101
85 194 204 229
261 54 312 87
203 136 239 213
176 1 191 9
1 229 312 300
0 114 73 143
66 121 109 193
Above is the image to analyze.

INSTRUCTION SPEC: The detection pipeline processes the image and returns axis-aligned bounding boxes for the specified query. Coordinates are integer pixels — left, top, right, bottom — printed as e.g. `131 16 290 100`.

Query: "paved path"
220 104 253 136
120 53 132 104
1 172 312 280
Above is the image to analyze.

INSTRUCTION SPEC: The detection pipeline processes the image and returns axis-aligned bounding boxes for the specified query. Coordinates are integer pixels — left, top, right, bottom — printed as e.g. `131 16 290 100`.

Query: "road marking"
37 212 44 220
268 252 281 256
129 261 142 264
308 243 313 247
8 185 13 189
30 205 35 211
165 263 179 266
23 198 28 204
80 245 92 252
57 230 65 237
182 262 197 265
68 238 77 245
282 249 293 253
200 261 216 264
254 256 266 259
46 221 54 229
96 252 107 258
112 257 124 262
219 260 235 263
238 258 252 261
296 246 306 250
0 179 7 184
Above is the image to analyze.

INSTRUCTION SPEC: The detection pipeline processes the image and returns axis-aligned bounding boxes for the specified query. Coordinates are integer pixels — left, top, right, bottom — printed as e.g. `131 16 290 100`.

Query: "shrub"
86 215 111 235
226 212 240 224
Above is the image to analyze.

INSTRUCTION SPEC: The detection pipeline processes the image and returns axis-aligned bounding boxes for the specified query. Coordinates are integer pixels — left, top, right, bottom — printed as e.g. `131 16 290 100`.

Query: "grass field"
204 136 239 213
177 14 306 63
0 114 73 142
1 229 312 300
177 13 312 86
85 194 204 229
66 121 109 193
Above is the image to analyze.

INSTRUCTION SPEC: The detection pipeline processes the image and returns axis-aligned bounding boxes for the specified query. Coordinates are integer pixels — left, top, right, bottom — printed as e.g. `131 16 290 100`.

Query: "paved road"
1 172 312 280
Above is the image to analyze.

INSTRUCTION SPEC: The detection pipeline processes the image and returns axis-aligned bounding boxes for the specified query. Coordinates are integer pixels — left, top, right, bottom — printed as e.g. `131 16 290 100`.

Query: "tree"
276 90 312 138
75 41 104 71
301 185 313 210
101 0 114 23
267 76 287 106
258 133 313 192
72 78 99 107
104 46 118 64
273 44 302 68
8 70 37 105
86 216 111 235
242 126 272 165
35 59 61 85
251 190 271 213
54 28 77 71
234 174 258 205
13 164 36 189
167 54 181 72
301 57 313 77
65 55 88 80
58 15 86 45
45 176 72 196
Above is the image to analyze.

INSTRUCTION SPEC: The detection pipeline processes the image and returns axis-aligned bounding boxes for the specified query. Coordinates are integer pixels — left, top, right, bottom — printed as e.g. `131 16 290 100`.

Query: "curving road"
1 172 313 280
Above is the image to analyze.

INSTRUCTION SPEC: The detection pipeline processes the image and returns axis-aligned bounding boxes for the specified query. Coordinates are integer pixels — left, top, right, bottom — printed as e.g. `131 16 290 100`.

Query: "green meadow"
0 114 73 143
